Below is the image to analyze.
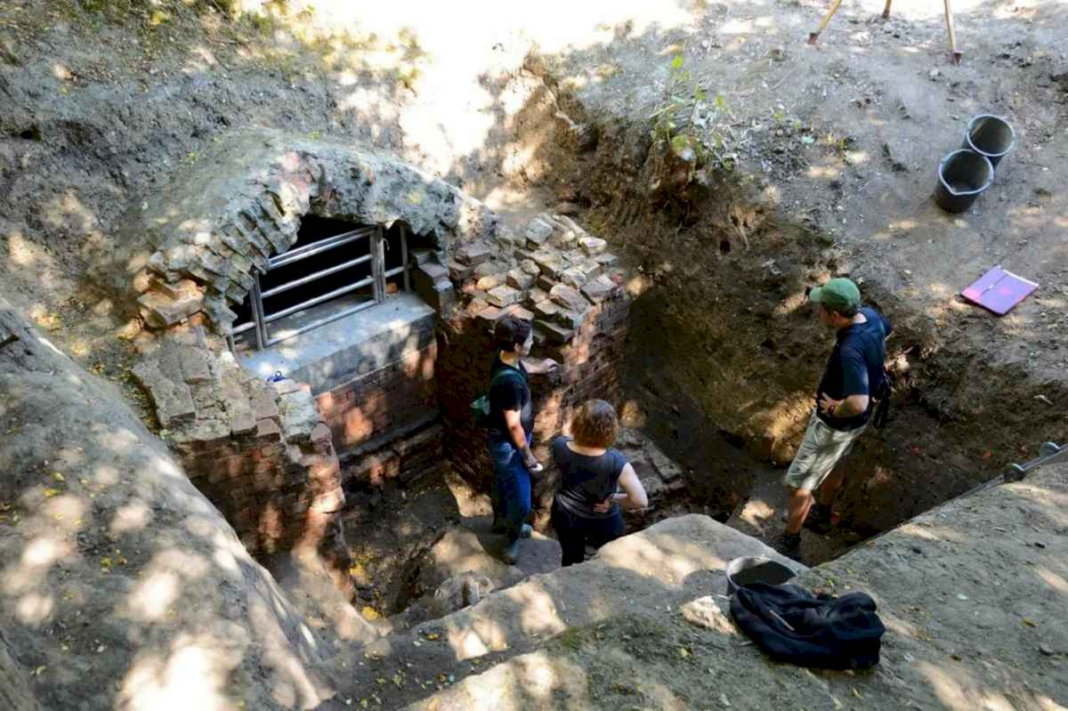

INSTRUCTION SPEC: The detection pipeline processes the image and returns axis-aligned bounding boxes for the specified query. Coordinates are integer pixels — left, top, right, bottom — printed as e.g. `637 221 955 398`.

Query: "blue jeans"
488 434 532 540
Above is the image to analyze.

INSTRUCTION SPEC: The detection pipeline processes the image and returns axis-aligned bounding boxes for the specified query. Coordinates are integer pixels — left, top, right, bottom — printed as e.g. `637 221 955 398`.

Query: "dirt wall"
520 64 1068 535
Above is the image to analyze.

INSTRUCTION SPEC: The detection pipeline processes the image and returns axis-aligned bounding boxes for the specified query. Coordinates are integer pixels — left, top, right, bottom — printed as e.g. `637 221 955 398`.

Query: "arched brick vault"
92 127 499 333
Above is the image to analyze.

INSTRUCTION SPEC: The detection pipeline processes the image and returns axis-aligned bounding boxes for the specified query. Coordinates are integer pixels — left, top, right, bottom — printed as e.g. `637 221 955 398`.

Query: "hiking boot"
804 504 834 534
501 537 523 565
519 523 533 539
775 532 802 563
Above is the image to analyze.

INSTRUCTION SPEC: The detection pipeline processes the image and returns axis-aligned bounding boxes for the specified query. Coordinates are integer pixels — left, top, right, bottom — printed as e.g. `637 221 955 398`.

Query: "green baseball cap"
809 278 861 313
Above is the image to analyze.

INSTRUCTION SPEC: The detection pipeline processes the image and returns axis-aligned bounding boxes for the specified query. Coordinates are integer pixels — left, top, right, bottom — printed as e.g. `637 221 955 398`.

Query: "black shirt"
552 436 628 519
487 353 533 439
816 307 892 431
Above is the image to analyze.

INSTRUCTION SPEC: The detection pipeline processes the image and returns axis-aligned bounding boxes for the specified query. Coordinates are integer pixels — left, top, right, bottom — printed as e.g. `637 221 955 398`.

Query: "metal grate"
229 223 410 351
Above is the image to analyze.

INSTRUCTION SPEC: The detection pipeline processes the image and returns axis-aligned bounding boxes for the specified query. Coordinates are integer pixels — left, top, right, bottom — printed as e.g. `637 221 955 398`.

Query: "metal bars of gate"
227 224 410 350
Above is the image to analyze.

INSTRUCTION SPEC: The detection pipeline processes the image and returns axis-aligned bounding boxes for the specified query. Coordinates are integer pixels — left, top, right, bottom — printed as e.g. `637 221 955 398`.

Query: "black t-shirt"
552 436 628 519
487 353 533 438
817 307 893 431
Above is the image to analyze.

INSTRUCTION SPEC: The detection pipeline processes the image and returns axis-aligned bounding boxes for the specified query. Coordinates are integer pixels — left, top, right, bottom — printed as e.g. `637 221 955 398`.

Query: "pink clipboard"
961 266 1038 315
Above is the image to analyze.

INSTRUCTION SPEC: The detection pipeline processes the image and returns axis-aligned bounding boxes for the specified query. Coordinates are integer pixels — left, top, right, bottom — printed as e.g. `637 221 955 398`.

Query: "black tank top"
552 436 627 519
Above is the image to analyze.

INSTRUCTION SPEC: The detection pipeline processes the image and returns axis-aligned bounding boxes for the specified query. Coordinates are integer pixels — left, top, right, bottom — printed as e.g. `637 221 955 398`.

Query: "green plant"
649 54 733 172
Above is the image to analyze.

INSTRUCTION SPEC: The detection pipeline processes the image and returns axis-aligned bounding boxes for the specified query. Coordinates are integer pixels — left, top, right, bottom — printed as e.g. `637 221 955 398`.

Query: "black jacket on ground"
729 583 885 669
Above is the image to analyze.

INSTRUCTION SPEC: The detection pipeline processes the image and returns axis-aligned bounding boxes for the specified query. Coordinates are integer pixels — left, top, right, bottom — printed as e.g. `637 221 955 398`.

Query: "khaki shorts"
783 411 867 492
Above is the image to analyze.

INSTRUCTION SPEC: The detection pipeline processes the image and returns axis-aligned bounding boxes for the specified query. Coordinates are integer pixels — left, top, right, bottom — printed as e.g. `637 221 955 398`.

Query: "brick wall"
437 287 631 526
133 331 354 598
316 342 438 453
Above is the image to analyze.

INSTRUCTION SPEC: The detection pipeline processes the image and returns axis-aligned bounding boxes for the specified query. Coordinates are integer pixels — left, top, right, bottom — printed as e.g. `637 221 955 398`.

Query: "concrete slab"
240 293 436 394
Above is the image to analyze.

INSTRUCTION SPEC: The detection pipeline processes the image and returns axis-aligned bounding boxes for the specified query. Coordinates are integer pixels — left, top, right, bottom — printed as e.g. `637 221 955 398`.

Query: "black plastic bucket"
726 556 797 595
962 114 1015 168
934 149 994 213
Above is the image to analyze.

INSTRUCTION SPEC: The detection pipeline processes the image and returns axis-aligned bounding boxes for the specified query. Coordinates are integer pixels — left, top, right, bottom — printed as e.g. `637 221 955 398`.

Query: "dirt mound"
0 299 340 710
405 464 1068 710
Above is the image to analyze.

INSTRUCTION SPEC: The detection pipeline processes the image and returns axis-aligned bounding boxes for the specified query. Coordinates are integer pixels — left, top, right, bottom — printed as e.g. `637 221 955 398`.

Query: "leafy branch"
649 54 734 172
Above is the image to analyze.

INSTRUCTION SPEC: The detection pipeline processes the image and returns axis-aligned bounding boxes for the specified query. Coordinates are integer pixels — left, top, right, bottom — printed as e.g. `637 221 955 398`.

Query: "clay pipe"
944 0 962 64
808 0 843 44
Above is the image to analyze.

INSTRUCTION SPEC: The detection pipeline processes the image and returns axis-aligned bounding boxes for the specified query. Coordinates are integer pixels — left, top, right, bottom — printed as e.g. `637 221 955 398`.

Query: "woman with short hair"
551 400 649 566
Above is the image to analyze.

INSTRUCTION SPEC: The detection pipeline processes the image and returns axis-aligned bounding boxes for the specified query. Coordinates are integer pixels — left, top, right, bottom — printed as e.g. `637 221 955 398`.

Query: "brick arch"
99 128 499 333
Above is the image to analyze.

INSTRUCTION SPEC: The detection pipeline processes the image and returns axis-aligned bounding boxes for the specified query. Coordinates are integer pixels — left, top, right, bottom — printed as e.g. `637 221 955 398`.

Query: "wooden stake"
808 0 844 45
944 0 962 64
882 0 893 19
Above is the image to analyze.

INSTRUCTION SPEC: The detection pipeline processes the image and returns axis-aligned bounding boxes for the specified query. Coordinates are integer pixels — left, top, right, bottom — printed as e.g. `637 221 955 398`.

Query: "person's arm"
521 356 559 375
818 351 870 417
611 464 648 510
504 408 540 470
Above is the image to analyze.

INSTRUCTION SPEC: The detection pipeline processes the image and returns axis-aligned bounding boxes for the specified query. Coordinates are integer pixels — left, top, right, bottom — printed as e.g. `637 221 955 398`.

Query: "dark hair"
570 399 619 449
494 315 532 352
816 301 859 319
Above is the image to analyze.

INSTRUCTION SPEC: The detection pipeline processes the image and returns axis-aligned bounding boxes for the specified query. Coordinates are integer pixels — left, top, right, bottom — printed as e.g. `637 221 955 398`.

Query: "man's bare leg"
785 487 815 536
818 466 846 508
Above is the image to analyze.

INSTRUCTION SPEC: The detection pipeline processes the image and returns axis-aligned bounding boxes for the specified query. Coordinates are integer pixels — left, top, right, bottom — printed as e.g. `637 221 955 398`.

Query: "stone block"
553 309 586 330
270 378 301 396
475 305 502 325
257 418 282 442
154 278 201 301
501 305 535 322
138 290 203 329
560 267 588 289
448 260 475 281
130 359 197 428
455 242 491 267
535 319 575 344
595 252 619 268
251 394 280 421
230 412 258 436
506 269 536 290
418 261 449 282
534 301 560 319
177 346 213 384
582 276 616 304
473 260 503 279
486 285 522 308
537 275 557 292
526 287 549 305
549 284 589 314
278 390 320 442
524 217 554 247
476 274 504 291
579 236 608 255
531 251 568 279
520 259 540 276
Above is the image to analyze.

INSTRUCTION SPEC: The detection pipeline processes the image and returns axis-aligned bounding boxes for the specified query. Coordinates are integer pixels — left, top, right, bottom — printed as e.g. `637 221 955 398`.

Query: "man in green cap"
776 277 892 561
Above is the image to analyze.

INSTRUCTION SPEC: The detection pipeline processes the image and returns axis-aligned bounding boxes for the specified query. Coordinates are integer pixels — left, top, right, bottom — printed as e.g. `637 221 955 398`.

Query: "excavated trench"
494 63 1068 559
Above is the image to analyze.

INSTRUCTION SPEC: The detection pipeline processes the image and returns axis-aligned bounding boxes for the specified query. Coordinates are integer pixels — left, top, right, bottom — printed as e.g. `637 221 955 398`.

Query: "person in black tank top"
551 400 649 567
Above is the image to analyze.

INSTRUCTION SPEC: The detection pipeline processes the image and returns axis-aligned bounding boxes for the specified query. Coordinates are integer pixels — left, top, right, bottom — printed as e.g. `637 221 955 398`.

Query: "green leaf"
694 87 707 102
670 133 692 155
671 55 684 70
714 94 727 110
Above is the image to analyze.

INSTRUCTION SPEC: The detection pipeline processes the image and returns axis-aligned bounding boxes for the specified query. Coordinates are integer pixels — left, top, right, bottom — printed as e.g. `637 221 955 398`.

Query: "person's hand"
819 393 842 415
591 498 613 513
542 358 560 373
524 454 543 473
